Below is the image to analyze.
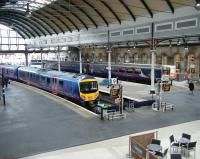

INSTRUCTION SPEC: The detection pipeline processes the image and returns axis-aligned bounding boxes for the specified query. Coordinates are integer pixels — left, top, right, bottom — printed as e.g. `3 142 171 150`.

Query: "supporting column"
57 46 61 72
107 48 112 85
107 30 111 86
79 46 82 74
25 46 28 66
150 49 156 94
150 23 155 95
40 48 44 68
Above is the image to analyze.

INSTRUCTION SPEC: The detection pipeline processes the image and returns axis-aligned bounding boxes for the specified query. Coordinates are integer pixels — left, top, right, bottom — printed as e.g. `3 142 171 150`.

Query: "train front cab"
79 78 99 111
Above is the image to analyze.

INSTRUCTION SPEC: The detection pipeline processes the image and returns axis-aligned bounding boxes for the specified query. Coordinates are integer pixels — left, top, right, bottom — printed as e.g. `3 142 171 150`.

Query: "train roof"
19 66 96 81
44 70 95 81
0 64 20 69
51 61 162 69
18 66 40 74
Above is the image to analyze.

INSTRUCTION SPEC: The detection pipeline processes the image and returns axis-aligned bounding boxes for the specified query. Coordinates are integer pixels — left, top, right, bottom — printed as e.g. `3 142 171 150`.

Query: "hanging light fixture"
184 45 189 51
177 39 181 45
169 40 172 47
133 41 136 48
196 0 200 6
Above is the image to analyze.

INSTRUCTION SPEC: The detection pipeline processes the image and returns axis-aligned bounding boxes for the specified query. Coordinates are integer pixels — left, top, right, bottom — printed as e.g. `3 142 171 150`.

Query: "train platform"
22 120 200 159
96 77 197 102
0 81 200 158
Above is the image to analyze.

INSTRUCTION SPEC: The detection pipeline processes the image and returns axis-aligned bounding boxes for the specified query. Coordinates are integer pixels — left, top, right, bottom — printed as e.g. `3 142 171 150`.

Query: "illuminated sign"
162 83 170 92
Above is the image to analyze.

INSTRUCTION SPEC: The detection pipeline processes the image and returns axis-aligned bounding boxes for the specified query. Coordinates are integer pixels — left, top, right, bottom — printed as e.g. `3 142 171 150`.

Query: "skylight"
2 0 56 12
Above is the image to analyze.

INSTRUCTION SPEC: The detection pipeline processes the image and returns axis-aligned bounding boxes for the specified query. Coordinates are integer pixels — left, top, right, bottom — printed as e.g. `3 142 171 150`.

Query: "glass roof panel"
2 0 56 12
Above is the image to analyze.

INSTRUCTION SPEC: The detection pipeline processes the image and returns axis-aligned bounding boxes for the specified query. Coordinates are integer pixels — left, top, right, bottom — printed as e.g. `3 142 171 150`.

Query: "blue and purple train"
49 62 162 84
0 64 99 110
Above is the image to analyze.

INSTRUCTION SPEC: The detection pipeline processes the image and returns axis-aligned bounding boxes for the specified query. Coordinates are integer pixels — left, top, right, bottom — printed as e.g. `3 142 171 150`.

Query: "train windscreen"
80 81 98 93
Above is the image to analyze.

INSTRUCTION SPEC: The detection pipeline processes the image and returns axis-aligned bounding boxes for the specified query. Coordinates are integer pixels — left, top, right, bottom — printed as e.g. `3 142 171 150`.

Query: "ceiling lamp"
196 0 200 6
169 40 172 47
184 45 189 51
177 39 181 45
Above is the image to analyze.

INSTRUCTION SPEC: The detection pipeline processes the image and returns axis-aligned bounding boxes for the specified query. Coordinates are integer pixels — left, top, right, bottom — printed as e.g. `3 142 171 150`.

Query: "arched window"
162 52 167 65
99 53 103 62
124 52 129 63
133 53 138 63
0 24 25 64
0 24 25 50
142 53 147 64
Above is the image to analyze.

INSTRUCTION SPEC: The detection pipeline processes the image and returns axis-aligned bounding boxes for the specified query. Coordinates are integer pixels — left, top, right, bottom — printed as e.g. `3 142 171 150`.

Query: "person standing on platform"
4 77 9 88
189 82 194 95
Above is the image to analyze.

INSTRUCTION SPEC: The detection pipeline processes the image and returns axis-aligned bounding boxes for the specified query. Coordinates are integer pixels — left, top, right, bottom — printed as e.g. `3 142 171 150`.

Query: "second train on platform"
49 62 166 84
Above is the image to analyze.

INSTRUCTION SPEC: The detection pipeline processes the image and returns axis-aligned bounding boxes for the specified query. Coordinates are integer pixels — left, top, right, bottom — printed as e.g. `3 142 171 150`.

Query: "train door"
66 81 72 95
63 80 67 95
52 77 57 94
58 79 64 94
26 72 30 84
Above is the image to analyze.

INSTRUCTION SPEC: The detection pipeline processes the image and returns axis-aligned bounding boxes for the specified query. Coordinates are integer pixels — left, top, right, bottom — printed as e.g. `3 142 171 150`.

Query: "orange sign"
111 88 119 98
191 68 195 74
162 83 170 92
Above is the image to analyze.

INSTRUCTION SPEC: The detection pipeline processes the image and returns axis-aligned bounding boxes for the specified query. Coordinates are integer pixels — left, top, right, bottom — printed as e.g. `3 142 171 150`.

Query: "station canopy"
0 0 196 39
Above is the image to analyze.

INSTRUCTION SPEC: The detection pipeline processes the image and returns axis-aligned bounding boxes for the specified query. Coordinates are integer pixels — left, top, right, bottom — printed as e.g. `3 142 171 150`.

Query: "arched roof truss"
0 0 195 38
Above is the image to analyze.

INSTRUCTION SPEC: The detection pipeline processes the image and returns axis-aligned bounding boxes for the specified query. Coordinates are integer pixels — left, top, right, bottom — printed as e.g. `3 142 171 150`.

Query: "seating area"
146 133 197 159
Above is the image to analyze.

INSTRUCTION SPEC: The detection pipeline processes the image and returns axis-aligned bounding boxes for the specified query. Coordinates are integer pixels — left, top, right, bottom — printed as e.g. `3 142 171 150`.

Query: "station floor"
0 80 200 159
96 77 191 101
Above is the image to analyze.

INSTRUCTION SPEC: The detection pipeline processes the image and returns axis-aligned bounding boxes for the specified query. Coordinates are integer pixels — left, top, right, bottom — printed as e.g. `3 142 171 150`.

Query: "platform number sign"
110 78 118 85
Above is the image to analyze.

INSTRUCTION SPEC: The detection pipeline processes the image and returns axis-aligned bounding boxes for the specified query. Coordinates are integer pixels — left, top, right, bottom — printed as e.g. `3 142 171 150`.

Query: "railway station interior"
0 0 200 159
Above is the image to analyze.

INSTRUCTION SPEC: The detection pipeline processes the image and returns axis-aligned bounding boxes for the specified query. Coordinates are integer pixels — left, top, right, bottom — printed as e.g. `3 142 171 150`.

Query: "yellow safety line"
12 81 98 119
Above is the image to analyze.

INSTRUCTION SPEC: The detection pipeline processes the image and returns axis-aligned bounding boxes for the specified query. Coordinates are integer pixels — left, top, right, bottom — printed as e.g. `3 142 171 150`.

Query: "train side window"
127 69 133 73
119 69 125 73
21 72 24 78
32 74 35 80
36 75 39 81
59 80 63 90
41 76 45 82
47 78 50 85
135 68 141 74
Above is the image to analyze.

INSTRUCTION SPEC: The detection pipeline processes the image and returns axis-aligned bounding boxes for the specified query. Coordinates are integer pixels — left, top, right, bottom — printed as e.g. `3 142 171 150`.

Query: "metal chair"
171 154 182 159
169 135 179 153
182 133 191 140
155 148 168 159
181 133 191 147
182 141 197 158
151 139 161 145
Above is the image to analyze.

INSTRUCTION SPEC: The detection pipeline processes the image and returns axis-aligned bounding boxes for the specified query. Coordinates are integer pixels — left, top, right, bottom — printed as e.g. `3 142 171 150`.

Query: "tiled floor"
0 80 199 159
22 120 200 159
